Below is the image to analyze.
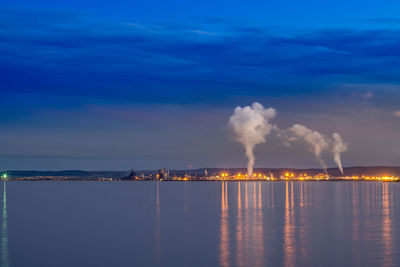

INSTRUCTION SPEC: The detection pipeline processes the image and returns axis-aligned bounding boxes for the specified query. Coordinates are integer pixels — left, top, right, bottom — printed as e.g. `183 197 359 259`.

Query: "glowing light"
206 169 399 182
219 172 229 179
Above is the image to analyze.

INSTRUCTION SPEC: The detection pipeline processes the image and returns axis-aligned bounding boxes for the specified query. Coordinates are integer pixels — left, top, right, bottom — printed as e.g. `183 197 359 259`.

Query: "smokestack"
228 103 276 176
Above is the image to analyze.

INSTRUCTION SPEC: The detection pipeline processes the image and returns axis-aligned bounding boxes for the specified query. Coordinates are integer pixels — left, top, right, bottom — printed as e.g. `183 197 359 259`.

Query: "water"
1 181 399 267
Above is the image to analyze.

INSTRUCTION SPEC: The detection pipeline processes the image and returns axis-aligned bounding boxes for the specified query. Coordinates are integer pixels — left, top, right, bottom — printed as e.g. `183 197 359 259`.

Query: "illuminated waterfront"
213 172 400 182
4 167 400 182
1 181 400 267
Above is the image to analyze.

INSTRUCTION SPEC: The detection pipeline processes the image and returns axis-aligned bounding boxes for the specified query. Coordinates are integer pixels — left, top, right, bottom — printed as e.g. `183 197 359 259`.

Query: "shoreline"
2 178 400 182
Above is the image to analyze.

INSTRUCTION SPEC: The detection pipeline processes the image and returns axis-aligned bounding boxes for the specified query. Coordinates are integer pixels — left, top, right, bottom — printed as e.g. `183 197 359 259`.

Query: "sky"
1 0 400 170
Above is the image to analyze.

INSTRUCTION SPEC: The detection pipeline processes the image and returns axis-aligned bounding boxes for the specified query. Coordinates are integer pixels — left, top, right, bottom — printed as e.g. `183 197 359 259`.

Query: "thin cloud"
2 8 400 103
363 91 374 99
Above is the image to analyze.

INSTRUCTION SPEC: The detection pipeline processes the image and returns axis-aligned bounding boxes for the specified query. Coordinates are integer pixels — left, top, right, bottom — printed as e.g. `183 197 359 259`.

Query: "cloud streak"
2 8 400 104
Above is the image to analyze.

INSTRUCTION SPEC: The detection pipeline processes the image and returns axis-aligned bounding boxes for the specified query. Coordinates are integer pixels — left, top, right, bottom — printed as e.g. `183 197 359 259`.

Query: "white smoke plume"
289 124 330 172
228 102 276 176
288 124 348 174
331 133 348 174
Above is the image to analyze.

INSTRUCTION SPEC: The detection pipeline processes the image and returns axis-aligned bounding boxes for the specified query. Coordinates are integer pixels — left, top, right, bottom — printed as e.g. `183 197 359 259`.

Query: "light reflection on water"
219 182 229 267
154 181 162 266
1 181 400 267
217 182 399 267
382 183 394 267
1 182 10 267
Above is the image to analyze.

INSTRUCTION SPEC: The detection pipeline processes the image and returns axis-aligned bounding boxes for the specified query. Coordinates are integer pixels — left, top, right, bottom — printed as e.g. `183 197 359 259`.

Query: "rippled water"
1 181 399 267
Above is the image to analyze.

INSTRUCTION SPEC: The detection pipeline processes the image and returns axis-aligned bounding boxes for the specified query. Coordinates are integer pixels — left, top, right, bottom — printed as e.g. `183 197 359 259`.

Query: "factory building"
157 168 169 180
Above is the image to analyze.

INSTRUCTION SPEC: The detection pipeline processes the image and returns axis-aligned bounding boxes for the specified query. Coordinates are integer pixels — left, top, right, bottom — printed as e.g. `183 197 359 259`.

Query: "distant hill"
6 170 128 179
5 166 400 179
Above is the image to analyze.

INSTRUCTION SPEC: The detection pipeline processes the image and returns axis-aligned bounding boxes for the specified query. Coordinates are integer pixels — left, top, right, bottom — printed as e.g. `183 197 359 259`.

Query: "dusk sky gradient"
1 0 400 170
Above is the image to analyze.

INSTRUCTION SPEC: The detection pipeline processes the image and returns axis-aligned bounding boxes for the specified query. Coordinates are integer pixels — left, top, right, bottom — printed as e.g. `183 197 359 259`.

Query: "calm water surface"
1 181 399 267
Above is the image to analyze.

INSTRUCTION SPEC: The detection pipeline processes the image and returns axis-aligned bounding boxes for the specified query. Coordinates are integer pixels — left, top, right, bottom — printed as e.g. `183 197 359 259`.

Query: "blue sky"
1 1 400 170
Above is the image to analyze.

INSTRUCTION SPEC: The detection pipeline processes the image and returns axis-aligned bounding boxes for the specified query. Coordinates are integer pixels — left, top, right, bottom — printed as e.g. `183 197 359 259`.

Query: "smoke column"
331 133 348 174
289 124 330 171
228 103 276 176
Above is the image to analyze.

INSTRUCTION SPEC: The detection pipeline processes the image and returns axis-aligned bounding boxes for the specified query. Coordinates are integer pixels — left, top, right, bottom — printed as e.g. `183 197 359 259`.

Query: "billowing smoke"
228 102 276 176
289 124 330 172
331 133 348 174
228 103 348 175
288 124 348 174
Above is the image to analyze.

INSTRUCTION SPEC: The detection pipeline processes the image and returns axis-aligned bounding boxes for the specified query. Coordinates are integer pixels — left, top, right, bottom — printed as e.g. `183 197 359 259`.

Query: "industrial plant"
122 167 400 182
2 166 399 182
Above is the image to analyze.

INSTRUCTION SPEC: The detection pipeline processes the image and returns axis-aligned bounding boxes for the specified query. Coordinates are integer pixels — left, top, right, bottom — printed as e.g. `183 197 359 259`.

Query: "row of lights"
217 172 400 182
347 175 400 181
